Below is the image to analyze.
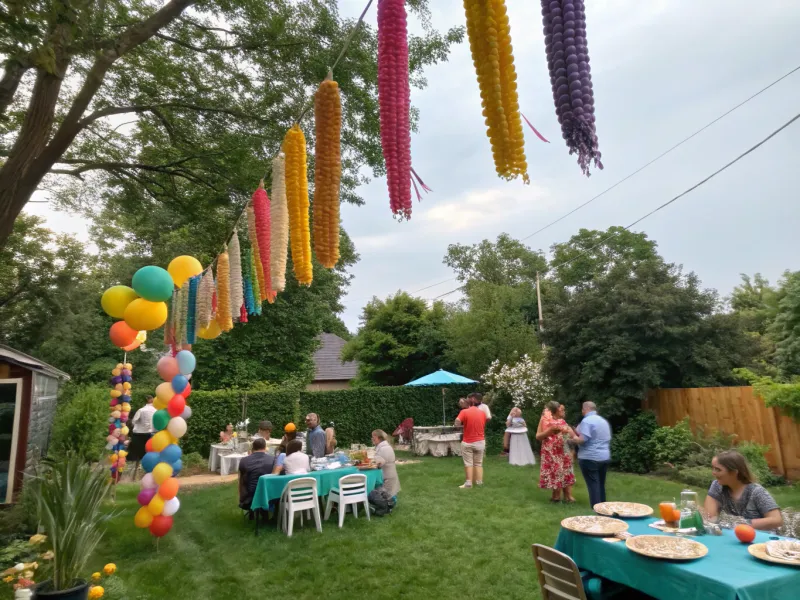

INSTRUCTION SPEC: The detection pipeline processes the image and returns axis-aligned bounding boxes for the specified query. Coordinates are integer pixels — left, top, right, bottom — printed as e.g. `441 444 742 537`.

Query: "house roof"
0 344 71 380
312 333 358 381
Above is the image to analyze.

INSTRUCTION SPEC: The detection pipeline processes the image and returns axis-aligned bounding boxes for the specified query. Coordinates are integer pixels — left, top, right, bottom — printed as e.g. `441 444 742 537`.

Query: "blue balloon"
171 375 188 394
112 376 123 384
120 395 131 403
176 350 196 376
171 459 182 475
160 444 182 464
122 375 132 383
141 452 160 473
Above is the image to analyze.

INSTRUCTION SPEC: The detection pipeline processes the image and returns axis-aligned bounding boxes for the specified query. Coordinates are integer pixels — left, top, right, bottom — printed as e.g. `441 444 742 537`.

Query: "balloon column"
133 349 196 538
107 362 132 483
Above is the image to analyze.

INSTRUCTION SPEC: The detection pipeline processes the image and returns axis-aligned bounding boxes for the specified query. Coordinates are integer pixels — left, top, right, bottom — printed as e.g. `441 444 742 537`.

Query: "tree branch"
0 58 29 118
153 32 303 53
79 101 268 127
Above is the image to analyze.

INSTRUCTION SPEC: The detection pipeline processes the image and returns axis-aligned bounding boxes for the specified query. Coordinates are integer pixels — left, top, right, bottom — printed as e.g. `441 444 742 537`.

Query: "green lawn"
88 454 800 600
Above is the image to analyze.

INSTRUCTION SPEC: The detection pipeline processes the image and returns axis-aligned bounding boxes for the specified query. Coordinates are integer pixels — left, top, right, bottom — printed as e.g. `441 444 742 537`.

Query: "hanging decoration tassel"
216 246 234 332
177 281 189 346
229 230 244 322
313 72 343 269
283 124 313 286
270 153 289 292
247 205 267 302
252 182 275 301
249 250 262 316
196 267 214 330
187 275 199 344
242 246 257 316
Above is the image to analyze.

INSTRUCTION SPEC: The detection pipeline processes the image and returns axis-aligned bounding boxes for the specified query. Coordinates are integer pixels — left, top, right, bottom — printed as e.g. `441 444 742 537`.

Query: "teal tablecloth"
250 467 383 511
555 518 800 600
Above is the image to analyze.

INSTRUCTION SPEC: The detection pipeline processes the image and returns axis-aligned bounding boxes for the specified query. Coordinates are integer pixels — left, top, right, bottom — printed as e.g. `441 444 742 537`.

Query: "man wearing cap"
252 420 273 442
305 413 327 458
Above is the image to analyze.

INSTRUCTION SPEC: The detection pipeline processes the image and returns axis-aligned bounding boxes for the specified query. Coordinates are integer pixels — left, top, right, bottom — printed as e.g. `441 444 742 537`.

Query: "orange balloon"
158 477 180 500
122 339 142 352
110 321 138 348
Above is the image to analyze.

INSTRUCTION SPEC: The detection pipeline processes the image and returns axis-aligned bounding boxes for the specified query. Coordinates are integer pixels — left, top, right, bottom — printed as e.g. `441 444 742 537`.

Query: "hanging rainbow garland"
106 361 133 483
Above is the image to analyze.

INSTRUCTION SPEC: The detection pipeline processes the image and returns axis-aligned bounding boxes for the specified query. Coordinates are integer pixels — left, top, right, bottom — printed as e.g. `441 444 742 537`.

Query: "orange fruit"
735 524 756 543
672 508 682 523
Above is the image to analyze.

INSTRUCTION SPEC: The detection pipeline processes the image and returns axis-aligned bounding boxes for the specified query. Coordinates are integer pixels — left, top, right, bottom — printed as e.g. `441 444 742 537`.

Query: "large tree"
772 272 800 378
0 0 463 246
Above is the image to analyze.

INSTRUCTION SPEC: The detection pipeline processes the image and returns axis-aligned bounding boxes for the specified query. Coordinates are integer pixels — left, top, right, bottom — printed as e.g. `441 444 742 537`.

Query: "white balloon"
167 416 187 438
162 496 180 517
105 443 114 450
180 405 192 420
141 473 157 489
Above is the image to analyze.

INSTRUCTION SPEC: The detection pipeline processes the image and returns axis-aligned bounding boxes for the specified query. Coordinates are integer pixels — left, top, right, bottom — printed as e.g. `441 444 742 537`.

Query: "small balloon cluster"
107 362 133 483
133 349 196 538
102 257 204 349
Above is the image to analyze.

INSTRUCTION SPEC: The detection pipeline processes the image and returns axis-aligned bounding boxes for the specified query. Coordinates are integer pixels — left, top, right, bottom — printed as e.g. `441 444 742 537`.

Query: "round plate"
561 516 629 537
626 535 708 561
594 502 654 518
748 543 800 567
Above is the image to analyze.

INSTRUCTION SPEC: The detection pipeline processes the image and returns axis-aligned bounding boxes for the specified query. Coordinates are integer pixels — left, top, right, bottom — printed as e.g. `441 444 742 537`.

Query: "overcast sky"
30 0 800 332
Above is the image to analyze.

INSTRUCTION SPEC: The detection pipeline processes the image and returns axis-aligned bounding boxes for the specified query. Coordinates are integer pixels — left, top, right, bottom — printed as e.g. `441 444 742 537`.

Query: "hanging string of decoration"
541 0 602 175
196 267 214 330
313 73 343 269
251 182 275 302
106 361 132 484
283 124 313 285
242 244 256 317
216 246 234 332
228 230 244 322
270 153 289 292
187 275 199 344
247 204 268 302
463 0 529 183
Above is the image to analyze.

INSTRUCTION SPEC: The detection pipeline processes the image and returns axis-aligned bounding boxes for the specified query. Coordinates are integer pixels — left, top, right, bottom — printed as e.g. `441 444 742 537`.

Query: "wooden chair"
531 544 589 600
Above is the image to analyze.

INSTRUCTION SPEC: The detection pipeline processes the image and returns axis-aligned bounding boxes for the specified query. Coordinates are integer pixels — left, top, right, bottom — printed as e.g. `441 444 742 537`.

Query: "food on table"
735 524 756 543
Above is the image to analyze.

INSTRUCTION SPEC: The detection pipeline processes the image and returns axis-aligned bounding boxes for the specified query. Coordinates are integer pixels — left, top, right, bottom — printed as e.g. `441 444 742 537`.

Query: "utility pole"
536 271 545 349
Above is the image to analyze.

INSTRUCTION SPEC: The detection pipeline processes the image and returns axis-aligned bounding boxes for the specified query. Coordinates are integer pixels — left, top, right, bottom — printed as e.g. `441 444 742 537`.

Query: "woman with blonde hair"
372 429 400 500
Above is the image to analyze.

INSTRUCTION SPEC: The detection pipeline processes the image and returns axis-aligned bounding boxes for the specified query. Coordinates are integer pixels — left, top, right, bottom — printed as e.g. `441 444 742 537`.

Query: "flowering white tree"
482 354 555 411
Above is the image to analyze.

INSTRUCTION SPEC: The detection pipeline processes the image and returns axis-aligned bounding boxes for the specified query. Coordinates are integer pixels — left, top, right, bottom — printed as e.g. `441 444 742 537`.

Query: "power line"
518 64 800 243
428 110 800 300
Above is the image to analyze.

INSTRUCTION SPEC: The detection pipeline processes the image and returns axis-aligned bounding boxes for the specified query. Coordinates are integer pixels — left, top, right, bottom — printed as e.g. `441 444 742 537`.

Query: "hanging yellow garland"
313 74 342 269
282 124 313 286
216 246 234 332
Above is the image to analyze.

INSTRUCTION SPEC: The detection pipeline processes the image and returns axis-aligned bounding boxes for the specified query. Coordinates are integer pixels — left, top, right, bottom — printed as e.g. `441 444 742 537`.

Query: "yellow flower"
103 563 116 575
29 534 46 545
91 572 102 582
89 585 105 599
3 576 13 583
41 551 54 560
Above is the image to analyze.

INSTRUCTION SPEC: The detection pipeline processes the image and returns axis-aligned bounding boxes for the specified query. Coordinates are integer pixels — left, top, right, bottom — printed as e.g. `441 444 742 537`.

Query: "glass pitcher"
680 489 699 529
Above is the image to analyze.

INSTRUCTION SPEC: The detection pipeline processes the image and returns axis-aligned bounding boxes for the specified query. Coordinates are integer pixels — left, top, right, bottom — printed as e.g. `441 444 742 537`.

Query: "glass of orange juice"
659 502 677 526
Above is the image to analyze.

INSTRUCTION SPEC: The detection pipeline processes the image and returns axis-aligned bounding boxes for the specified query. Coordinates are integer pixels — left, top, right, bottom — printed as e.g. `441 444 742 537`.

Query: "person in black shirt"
238 437 275 510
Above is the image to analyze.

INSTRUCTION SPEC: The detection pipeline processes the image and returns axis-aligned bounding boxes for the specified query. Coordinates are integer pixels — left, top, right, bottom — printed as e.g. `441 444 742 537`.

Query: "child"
506 407 536 466
502 407 527 455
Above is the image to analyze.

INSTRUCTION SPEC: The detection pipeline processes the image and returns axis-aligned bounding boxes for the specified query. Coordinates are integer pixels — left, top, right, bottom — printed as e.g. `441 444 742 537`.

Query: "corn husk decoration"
216 246 234 332
187 275 199 344
270 153 289 292
196 267 214 330
252 181 275 303
249 248 262 315
228 229 244 322
242 245 257 316
247 204 267 302
175 281 189 345
313 73 342 269
283 124 313 286
166 289 179 346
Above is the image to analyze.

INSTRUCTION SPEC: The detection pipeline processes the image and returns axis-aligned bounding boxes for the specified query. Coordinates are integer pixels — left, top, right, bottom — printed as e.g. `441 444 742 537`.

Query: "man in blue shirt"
305 413 327 458
574 402 612 508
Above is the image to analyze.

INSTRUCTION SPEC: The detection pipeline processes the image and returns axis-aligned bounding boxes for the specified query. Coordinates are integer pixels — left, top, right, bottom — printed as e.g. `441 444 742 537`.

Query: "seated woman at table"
372 429 400 501
272 439 310 475
704 450 783 531
220 423 234 443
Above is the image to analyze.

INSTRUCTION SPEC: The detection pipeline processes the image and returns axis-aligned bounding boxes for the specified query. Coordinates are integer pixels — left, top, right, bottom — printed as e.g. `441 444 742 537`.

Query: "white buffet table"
412 426 462 457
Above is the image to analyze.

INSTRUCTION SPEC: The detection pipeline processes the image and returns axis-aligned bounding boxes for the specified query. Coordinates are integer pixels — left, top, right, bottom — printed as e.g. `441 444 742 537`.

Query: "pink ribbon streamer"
521 113 550 143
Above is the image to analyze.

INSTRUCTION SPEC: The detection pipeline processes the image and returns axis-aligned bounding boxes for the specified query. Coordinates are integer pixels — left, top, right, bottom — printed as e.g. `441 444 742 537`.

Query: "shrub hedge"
183 384 480 456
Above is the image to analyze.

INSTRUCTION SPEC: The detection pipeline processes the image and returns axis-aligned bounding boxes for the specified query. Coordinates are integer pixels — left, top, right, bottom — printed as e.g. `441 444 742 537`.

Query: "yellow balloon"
153 397 167 410
119 450 128 458
125 361 134 369
151 430 172 453
147 493 165 516
197 319 222 340
124 298 168 331
101 286 139 319
152 462 174 485
168 255 203 288
134 506 154 528
110 390 121 398
156 382 175 403
123 382 131 390
110 453 118 463
115 383 124 392
121 402 131 412
121 426 129 436
116 363 124 369
111 368 121 377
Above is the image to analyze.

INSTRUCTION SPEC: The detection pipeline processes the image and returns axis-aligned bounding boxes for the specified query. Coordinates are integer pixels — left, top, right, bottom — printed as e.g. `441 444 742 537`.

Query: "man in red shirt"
455 401 487 488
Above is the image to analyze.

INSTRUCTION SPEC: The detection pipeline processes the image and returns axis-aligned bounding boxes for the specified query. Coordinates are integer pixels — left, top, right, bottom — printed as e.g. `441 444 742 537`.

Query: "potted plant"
28 458 114 599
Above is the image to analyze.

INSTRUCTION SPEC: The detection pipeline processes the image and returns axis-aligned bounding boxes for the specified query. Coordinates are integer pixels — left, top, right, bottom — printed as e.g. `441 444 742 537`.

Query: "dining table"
250 466 384 512
555 517 800 600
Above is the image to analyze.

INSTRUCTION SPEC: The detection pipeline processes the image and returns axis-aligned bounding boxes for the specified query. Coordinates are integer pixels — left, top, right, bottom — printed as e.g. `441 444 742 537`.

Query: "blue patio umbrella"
405 369 477 425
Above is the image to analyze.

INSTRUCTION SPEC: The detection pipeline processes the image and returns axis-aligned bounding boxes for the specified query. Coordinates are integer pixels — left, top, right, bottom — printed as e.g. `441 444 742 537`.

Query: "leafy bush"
734 367 800 421
738 441 783 486
650 418 695 466
50 384 108 463
673 466 714 488
610 411 658 474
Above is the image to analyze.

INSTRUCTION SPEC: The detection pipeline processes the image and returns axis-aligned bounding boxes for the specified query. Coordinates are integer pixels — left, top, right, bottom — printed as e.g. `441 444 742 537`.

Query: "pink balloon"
157 356 180 382
137 488 157 506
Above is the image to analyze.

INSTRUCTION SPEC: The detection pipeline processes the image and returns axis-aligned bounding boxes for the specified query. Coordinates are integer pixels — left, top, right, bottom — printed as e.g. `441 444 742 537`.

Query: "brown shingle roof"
312 333 358 381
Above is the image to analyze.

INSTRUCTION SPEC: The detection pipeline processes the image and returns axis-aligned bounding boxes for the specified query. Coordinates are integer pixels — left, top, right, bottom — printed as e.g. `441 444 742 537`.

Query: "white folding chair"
278 477 322 537
324 473 370 528
531 544 588 600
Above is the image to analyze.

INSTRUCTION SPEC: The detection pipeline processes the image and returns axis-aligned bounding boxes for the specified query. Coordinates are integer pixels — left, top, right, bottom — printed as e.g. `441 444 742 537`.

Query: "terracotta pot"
33 580 89 600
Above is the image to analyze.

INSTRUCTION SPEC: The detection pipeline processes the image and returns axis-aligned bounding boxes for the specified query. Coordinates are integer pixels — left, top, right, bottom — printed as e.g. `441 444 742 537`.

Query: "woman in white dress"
506 407 536 466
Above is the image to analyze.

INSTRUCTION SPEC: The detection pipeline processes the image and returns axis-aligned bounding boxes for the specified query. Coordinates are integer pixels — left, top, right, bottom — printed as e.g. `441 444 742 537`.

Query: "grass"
22 455 800 600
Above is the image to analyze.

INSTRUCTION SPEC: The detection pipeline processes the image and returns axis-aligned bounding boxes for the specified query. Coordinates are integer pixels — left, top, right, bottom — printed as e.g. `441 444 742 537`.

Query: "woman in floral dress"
536 401 576 503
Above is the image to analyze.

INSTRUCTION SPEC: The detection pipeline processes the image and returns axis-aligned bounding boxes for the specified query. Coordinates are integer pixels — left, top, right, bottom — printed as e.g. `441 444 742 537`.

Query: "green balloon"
132 266 174 302
153 409 170 432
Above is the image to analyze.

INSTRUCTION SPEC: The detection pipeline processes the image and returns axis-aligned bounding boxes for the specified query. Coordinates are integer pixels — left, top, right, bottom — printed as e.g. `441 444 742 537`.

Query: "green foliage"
650 418 695 466
772 272 800 378
342 292 452 387
610 411 659 474
738 441 783 486
0 483 38 537
673 466 714 488
734 368 800 422
49 385 109 463
444 233 547 287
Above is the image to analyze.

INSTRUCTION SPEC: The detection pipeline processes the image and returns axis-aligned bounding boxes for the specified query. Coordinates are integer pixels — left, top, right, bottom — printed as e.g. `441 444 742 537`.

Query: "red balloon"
145 437 154 453
167 394 186 418
110 321 138 349
149 514 173 537
182 383 191 398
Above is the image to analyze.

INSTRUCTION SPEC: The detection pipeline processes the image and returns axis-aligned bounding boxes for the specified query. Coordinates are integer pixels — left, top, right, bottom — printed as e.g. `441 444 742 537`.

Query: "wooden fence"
644 387 800 480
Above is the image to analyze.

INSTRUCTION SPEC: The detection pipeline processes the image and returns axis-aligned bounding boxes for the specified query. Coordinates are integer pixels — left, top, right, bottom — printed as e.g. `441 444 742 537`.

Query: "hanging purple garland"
187 275 199 344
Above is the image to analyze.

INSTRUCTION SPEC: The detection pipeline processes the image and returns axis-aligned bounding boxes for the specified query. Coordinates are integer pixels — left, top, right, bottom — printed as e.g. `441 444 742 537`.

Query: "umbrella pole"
442 388 446 426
